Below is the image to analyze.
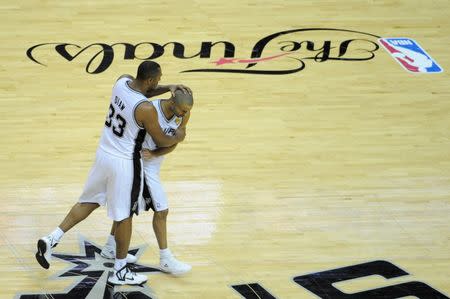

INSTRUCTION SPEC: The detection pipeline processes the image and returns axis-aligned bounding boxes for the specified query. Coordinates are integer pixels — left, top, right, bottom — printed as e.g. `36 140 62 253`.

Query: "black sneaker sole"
107 279 148 286
35 239 50 269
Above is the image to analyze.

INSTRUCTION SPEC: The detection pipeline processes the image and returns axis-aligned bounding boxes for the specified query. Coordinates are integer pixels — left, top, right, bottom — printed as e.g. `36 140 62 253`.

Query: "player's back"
98 78 147 159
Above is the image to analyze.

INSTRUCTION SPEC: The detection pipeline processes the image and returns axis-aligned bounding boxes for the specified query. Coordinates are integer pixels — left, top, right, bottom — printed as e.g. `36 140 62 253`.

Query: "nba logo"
379 38 443 73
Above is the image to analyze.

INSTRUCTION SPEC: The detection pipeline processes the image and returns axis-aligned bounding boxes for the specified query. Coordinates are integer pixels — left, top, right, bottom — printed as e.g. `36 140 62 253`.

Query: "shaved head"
169 89 193 118
173 90 194 107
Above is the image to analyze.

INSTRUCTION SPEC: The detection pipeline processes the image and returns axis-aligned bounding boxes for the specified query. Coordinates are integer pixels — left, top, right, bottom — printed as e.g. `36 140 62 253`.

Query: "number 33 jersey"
98 78 147 159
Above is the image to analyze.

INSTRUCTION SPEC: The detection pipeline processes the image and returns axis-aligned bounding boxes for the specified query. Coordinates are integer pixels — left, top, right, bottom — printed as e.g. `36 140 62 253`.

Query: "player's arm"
141 111 191 159
172 110 190 140
179 110 191 129
152 144 177 156
141 144 177 159
135 102 185 147
145 84 192 98
116 74 134 81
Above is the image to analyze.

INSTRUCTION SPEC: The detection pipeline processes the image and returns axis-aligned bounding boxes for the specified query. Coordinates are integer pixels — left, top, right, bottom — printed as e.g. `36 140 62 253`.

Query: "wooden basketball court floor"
0 1 449 298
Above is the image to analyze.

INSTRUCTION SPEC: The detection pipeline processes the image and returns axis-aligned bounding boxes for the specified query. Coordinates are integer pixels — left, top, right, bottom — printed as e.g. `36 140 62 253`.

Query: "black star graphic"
16 235 160 299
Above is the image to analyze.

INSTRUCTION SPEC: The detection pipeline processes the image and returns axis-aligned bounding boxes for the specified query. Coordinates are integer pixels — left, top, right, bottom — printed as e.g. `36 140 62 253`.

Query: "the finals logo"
26 28 381 75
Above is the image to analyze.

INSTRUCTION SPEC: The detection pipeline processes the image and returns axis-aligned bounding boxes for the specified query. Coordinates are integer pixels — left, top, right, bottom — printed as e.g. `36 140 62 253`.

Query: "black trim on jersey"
130 129 146 217
143 177 155 212
158 99 176 123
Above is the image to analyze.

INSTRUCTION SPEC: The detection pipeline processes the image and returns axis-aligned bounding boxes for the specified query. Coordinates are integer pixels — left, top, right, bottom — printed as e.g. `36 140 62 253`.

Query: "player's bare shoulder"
135 100 157 127
136 100 155 113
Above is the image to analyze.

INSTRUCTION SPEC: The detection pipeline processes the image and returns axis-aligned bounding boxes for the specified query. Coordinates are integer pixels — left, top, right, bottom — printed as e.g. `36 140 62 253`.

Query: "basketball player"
35 61 189 286
100 89 193 276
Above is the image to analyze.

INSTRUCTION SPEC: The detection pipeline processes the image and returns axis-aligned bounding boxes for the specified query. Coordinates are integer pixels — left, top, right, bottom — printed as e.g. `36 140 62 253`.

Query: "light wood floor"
1 1 449 298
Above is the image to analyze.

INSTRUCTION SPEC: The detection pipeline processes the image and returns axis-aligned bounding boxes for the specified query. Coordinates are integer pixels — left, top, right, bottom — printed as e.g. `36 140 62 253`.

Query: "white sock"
106 234 116 247
160 248 172 259
114 258 127 271
49 227 64 243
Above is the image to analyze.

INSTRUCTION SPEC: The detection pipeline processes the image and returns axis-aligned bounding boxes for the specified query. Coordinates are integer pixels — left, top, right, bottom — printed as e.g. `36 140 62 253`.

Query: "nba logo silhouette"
379 38 443 73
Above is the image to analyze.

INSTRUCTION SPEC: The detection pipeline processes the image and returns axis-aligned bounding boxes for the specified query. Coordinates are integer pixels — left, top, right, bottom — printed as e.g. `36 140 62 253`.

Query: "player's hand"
175 127 186 142
169 84 192 97
140 148 155 160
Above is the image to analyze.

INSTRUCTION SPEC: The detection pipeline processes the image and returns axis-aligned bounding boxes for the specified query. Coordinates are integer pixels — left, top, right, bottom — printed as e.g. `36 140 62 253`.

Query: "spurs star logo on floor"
16 236 160 299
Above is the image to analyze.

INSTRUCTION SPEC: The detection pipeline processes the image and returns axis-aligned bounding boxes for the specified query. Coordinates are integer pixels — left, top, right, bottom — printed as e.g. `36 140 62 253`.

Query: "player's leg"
106 155 147 286
114 217 132 259
101 222 118 258
35 151 106 269
108 217 146 285
153 209 191 275
101 221 137 263
153 209 169 250
144 162 191 275
37 202 99 267
59 202 100 232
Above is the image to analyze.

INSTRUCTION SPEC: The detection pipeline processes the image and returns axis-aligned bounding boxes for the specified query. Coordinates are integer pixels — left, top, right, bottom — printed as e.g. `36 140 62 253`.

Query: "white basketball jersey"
98 78 147 159
142 99 183 151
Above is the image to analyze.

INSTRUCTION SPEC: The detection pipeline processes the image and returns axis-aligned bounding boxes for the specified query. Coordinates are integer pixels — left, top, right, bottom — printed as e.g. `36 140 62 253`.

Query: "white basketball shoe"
35 236 58 269
107 265 147 285
160 255 192 275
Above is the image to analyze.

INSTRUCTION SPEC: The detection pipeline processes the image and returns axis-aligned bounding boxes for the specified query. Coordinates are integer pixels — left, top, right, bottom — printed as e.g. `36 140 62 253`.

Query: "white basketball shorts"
78 148 144 221
142 156 169 212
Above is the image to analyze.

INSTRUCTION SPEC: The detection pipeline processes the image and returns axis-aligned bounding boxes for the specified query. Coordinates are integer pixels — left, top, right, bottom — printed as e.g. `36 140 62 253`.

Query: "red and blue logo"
379 38 443 73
